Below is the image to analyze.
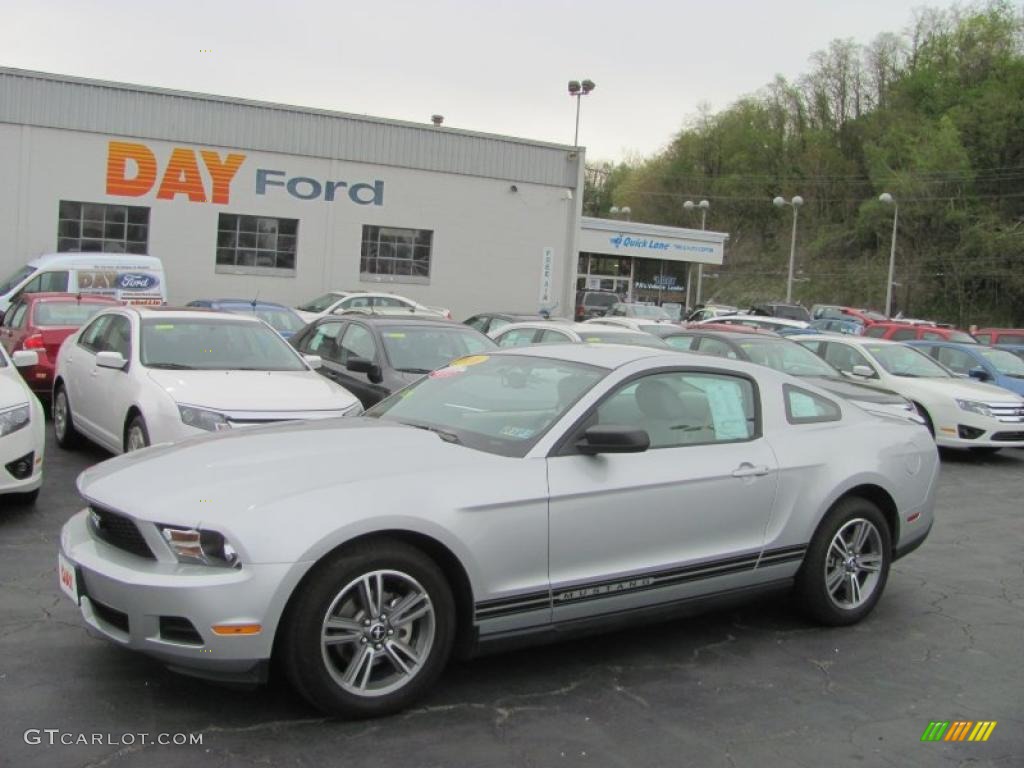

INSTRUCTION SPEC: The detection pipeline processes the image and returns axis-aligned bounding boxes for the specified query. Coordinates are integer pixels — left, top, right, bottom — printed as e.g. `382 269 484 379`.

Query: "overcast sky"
2 0 938 162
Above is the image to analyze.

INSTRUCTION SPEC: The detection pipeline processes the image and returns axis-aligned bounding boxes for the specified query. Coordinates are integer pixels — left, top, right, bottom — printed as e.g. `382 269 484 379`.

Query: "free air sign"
104 141 384 206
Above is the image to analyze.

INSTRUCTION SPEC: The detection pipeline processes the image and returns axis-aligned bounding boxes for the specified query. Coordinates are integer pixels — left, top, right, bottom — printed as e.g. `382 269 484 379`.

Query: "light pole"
684 200 710 307
568 79 596 147
773 195 804 303
879 192 898 317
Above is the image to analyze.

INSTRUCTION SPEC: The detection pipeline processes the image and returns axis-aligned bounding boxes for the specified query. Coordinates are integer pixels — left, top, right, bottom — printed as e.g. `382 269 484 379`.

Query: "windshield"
219 304 306 334
864 344 951 378
585 293 618 308
366 354 606 457
631 305 671 320
34 301 113 327
381 326 497 373
736 339 837 377
0 266 35 296
976 347 1024 376
577 331 669 348
297 293 344 313
773 305 811 321
140 318 307 371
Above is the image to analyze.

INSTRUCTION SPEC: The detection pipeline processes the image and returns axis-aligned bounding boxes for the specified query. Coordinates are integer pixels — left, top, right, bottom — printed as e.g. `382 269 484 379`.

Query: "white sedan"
491 321 671 349
697 315 810 332
295 291 450 324
796 334 1024 452
52 307 362 454
0 346 44 503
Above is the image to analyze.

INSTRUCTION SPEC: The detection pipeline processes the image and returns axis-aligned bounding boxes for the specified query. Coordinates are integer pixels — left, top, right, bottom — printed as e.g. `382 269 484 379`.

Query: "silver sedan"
58 344 938 717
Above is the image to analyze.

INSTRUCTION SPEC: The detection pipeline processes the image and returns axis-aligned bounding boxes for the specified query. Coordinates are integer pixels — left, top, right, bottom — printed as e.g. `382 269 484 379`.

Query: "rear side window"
863 326 888 338
784 384 841 424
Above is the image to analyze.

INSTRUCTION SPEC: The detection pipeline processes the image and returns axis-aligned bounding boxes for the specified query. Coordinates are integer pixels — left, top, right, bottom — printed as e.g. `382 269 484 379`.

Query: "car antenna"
251 289 260 310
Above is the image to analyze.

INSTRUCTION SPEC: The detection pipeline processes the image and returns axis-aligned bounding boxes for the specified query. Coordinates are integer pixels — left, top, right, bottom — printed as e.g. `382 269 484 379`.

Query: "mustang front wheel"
281 540 455 717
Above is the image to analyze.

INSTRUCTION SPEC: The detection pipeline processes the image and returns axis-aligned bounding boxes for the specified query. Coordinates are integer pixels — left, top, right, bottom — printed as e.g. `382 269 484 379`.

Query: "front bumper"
59 509 292 682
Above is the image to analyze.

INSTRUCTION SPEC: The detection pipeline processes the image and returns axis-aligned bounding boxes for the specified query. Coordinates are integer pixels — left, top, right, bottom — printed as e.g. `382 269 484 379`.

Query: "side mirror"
347 357 383 383
968 366 990 381
303 354 323 370
851 364 875 379
12 350 39 367
95 351 128 370
575 425 650 455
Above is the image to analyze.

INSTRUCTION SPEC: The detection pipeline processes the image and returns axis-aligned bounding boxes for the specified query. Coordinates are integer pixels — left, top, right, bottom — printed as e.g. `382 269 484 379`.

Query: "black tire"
796 497 892 626
913 402 935 438
124 414 151 452
52 384 82 449
280 540 455 718
8 488 40 506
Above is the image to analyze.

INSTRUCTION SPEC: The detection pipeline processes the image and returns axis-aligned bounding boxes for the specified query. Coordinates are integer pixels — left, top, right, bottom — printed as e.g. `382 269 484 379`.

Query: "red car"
0 293 122 399
839 307 888 326
861 322 976 343
973 328 1024 346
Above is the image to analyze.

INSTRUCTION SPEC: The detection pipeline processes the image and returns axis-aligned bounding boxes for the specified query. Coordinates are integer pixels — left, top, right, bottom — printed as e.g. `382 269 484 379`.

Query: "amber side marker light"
211 624 262 636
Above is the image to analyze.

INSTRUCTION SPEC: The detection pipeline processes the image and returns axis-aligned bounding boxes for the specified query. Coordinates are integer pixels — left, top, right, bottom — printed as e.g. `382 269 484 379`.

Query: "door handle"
731 463 770 478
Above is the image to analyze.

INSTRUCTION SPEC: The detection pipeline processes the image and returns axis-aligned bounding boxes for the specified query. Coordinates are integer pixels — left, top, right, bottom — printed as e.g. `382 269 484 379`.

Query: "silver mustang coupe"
59 345 938 717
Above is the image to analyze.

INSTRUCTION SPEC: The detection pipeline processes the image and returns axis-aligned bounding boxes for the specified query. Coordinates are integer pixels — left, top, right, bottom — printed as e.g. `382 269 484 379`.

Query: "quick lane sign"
105 141 384 206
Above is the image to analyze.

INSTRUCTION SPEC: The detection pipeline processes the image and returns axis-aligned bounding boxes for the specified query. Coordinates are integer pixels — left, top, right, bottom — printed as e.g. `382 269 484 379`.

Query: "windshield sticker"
499 426 535 439
690 379 750 440
450 355 489 367
153 324 175 330
429 365 466 379
583 337 602 343
384 332 407 338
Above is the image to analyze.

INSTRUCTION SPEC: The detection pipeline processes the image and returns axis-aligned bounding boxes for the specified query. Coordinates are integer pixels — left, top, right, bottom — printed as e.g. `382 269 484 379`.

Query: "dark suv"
574 290 620 322
290 315 496 409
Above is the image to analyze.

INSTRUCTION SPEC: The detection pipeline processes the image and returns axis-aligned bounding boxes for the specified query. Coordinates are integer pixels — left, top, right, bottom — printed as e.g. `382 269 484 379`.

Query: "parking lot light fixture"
773 195 804 303
879 193 898 317
568 78 596 147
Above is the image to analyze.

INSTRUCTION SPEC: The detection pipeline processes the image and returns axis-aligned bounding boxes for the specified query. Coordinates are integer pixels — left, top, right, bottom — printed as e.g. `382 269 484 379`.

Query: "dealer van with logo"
0 253 167 313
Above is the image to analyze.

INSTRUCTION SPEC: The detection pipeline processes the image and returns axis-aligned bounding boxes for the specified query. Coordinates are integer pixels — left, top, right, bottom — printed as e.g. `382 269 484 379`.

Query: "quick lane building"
0 67 725 318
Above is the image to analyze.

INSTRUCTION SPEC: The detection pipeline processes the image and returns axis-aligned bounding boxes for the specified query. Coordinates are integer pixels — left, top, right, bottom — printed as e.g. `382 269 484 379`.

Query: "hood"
805 376 907 404
0 371 30 409
76 418 493 528
146 368 359 411
900 375 1024 403
294 310 321 324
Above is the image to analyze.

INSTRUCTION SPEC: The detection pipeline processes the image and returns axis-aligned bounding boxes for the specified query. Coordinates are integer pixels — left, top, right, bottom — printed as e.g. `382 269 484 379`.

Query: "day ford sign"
105 141 384 206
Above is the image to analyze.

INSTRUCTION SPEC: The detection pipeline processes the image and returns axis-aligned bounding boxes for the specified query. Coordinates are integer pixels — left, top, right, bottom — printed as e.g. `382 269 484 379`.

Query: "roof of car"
701 315 807 328
498 321 650 335
491 342 676 369
123 306 262 322
195 299 295 310
794 333 902 346
682 323 777 336
314 314 462 329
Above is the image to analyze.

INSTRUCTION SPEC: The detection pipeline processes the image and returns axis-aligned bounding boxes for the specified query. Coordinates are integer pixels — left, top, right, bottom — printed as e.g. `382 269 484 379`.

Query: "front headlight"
956 399 992 418
178 405 230 431
0 404 30 437
158 525 239 567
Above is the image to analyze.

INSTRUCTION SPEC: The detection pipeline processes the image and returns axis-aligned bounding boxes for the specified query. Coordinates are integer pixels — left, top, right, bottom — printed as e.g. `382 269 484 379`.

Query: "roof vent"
431 114 444 127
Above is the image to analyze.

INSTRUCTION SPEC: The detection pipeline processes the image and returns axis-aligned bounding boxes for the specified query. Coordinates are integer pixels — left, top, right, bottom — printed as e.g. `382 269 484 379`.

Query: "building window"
216 214 298 276
360 225 432 284
57 201 149 254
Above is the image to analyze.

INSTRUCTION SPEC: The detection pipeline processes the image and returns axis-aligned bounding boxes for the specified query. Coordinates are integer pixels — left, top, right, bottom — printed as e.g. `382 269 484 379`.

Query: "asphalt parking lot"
1 430 1022 768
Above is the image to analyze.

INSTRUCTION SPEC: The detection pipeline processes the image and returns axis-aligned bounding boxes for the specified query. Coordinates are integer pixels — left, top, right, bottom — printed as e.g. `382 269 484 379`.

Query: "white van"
0 253 167 313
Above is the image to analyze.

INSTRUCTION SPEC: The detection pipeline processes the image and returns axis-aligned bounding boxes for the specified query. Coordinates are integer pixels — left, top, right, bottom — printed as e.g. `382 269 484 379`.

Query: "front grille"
5 451 33 480
986 403 1024 423
88 505 155 560
992 431 1024 442
159 616 204 646
90 598 130 634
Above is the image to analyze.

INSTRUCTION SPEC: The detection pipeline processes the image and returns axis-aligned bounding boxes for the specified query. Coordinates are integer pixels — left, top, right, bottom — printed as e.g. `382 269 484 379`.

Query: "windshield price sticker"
450 355 489 367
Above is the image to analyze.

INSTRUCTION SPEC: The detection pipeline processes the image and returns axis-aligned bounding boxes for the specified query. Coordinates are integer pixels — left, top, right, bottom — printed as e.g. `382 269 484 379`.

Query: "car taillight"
23 334 45 350
576 305 585 315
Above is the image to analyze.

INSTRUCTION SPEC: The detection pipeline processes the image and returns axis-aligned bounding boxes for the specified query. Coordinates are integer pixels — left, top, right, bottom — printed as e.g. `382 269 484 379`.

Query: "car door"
334 322 389 407
546 367 778 622
0 299 28 355
90 314 136 450
64 314 114 441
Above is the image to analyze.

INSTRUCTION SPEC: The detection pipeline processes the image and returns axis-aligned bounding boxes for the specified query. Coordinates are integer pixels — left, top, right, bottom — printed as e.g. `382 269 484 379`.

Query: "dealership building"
0 67 726 319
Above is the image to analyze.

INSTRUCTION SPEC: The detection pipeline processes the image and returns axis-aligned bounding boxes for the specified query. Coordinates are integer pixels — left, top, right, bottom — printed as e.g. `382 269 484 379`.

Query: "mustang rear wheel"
797 497 891 626
281 541 455 717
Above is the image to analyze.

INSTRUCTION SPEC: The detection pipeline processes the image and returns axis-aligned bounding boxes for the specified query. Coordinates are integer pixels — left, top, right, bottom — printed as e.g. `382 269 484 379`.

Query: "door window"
20 270 69 294
339 323 377 364
6 302 28 329
538 330 572 344
372 296 409 308
496 328 539 348
822 343 876 376
101 315 132 358
863 325 888 338
465 315 489 332
974 334 991 344
594 371 757 448
341 296 373 310
935 347 976 375
78 315 113 353
889 328 918 341
663 335 696 350
302 321 345 363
